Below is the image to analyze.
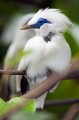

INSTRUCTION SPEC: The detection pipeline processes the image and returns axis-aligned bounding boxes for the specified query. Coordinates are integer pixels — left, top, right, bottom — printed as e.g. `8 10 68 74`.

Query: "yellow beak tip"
20 24 31 30
20 26 27 30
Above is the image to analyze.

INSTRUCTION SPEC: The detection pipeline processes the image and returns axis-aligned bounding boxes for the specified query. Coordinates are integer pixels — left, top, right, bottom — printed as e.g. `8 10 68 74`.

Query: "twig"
0 60 79 79
45 99 79 107
62 103 79 120
0 60 79 119
0 69 25 75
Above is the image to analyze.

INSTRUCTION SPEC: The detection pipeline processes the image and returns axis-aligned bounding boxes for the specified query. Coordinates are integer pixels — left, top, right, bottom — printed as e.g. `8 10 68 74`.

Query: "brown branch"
45 99 79 107
0 60 79 78
0 69 25 75
0 69 67 119
0 60 79 119
18 60 79 99
22 72 66 99
0 60 79 100
21 65 79 100
62 103 79 120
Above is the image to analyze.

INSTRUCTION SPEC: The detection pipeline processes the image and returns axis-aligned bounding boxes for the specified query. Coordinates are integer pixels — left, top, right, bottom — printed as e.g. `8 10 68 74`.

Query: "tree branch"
0 60 79 119
0 69 25 75
0 60 79 99
45 99 79 107
22 72 66 99
0 60 79 79
62 103 79 120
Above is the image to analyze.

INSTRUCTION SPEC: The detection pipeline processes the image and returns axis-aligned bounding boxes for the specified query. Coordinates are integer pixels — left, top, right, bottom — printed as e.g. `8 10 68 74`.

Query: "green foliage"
65 31 79 57
0 98 8 115
0 98 54 120
46 80 79 118
53 0 79 23
9 111 54 120
5 50 32 67
8 97 36 113
0 97 36 116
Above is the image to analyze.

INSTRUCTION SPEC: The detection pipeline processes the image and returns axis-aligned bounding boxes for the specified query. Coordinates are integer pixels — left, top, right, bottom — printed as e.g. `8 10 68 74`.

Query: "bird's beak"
20 24 32 30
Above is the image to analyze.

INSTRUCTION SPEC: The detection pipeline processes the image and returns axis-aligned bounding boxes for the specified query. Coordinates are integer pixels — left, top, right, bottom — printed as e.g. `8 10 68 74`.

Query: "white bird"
1 13 36 98
16 8 72 109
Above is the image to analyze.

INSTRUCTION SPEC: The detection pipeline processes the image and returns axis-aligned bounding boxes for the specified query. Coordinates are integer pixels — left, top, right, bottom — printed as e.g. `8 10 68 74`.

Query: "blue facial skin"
31 18 51 29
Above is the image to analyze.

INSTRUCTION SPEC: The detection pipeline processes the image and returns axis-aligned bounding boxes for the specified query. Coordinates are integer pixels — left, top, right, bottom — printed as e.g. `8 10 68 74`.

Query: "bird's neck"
36 24 56 42
36 29 54 42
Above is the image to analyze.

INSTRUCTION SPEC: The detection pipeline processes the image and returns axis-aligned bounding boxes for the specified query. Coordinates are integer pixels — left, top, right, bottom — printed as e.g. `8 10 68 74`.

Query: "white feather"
3 13 36 96
16 8 72 108
29 8 72 32
4 13 35 68
16 34 71 90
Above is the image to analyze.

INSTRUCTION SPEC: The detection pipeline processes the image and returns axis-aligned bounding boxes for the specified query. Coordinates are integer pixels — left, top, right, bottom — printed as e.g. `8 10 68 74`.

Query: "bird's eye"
39 20 43 23
34 18 51 29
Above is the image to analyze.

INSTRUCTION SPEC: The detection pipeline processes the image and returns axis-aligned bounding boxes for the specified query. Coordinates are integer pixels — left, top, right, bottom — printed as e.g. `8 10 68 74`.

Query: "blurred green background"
0 0 79 119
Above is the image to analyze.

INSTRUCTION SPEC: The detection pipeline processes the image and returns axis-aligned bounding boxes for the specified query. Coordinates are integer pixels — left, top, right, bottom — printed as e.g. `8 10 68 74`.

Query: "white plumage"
16 8 71 109
4 13 35 68
2 13 36 97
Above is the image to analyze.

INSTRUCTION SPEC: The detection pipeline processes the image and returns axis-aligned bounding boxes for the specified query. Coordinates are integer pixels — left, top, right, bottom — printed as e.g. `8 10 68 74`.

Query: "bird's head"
21 8 72 33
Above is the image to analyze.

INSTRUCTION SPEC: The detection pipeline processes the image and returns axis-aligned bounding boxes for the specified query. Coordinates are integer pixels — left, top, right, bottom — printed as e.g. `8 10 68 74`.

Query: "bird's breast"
25 35 71 78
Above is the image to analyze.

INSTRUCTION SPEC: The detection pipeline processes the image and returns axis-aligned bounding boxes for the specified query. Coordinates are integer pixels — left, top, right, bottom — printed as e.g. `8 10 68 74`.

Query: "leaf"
23 99 36 113
0 98 9 116
8 97 36 113
65 32 79 56
0 97 36 117
5 50 32 67
9 111 54 120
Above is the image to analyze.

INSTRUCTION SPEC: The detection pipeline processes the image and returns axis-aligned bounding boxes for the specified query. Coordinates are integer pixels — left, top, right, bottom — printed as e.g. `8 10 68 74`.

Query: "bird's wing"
20 75 29 94
16 53 30 92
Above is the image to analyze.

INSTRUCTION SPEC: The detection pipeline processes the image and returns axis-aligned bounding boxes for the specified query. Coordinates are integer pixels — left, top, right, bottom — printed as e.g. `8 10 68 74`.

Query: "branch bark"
0 69 25 75
22 72 66 99
45 99 79 107
62 103 79 120
0 60 79 119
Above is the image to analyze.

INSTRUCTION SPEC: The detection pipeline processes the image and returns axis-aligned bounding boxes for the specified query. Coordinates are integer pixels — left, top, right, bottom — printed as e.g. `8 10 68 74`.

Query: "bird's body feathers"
16 8 72 109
